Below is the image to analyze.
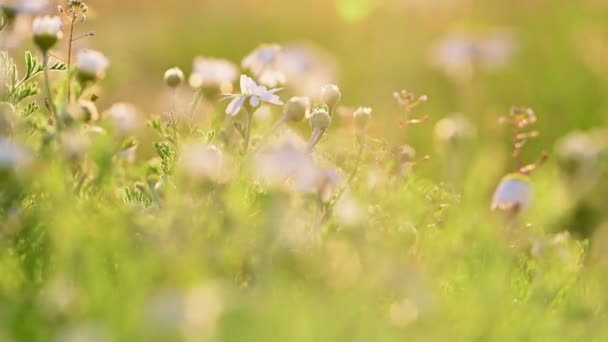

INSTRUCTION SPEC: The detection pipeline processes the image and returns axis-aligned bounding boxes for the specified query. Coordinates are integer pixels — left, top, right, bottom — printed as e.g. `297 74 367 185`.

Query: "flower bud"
32 16 63 51
491 173 532 213
320 84 341 110
283 96 309 122
66 100 99 123
353 107 372 133
75 50 110 84
309 108 331 129
164 67 184 88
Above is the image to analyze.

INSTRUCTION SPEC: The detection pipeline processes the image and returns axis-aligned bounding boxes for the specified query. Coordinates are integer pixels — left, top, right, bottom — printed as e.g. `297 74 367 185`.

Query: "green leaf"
21 102 39 117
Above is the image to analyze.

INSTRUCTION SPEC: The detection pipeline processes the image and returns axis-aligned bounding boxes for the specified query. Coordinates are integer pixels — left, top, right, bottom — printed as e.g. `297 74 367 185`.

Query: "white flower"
32 15 62 50
1 0 48 14
189 57 238 90
0 138 30 169
242 44 286 87
491 173 532 212
179 143 231 183
32 15 61 37
275 43 338 96
76 49 110 82
431 30 517 82
104 102 142 135
223 75 283 116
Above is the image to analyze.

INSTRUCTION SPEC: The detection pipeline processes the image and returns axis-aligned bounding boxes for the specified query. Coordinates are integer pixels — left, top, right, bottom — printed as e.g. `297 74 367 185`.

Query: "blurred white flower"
0 138 29 169
433 113 475 145
32 15 62 51
189 57 238 90
179 143 231 183
491 173 532 212
555 130 605 197
182 284 224 341
334 194 366 227
254 131 320 192
276 43 338 96
104 102 142 135
242 44 286 87
223 75 283 116
431 30 517 82
0 15 30 49
1 0 48 15
242 43 338 94
60 129 90 160
76 49 110 82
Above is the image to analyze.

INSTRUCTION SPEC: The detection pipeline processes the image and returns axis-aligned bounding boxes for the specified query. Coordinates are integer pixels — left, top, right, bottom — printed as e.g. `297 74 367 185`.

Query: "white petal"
226 96 246 116
250 96 261 108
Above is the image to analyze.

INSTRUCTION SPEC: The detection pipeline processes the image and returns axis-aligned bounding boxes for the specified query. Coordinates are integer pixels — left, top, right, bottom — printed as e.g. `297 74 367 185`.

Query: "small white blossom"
242 44 286 87
2 0 48 14
104 102 142 135
0 138 30 169
32 15 62 50
491 173 532 212
76 49 110 82
179 143 231 183
432 30 517 82
223 75 283 116
189 57 238 90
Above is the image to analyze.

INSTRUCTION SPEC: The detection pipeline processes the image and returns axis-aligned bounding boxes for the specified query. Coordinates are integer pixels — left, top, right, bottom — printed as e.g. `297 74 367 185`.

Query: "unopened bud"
309 108 331 129
164 67 184 88
320 84 341 110
353 107 372 133
283 96 310 122
32 16 63 52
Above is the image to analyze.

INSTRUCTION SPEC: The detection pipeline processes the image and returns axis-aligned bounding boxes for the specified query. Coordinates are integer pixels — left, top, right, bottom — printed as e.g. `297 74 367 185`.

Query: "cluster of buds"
58 0 88 22
307 84 341 151
393 90 429 128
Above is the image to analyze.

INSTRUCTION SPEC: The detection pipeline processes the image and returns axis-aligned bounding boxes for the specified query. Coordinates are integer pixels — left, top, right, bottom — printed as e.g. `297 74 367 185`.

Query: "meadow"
1 0 608 341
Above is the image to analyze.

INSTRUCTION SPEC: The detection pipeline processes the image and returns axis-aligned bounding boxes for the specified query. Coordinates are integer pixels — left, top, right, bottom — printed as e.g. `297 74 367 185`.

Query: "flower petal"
226 96 246 116
250 96 261 108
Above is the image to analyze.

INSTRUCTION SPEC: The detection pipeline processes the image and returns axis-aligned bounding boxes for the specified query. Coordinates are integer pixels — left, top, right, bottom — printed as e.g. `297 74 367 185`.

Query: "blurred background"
79 0 608 164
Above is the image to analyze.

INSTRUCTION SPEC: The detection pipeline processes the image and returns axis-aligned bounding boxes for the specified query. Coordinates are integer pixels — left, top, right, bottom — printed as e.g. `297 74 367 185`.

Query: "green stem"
243 108 253 153
66 14 76 102
43 52 60 132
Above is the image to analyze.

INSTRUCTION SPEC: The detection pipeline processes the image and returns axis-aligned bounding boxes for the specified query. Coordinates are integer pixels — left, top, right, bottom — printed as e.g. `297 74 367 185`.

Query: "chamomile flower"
189 57 238 90
223 75 283 116
491 173 532 213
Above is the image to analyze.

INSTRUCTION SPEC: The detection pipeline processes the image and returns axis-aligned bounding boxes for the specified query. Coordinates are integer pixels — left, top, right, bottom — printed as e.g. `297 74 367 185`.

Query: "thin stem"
43 52 60 131
243 109 253 153
188 88 204 119
306 128 322 152
66 14 76 102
